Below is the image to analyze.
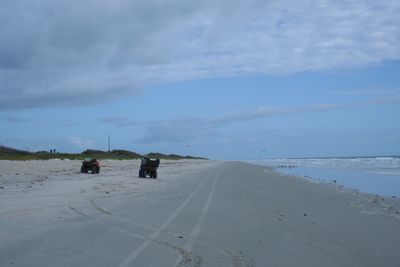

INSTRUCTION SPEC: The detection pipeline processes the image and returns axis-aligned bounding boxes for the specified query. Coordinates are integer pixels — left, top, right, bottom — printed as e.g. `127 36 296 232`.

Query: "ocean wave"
250 157 400 176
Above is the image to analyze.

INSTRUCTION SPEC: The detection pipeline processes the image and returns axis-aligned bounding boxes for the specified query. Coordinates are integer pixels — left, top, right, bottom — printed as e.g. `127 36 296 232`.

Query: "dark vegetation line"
0 146 208 161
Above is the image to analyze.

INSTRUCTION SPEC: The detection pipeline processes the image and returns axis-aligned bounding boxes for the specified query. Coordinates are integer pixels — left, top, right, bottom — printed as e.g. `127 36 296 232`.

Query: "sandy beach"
1 160 399 266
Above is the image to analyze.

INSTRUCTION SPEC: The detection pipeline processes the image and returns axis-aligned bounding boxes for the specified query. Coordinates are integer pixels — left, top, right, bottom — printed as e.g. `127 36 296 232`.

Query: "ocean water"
249 157 400 197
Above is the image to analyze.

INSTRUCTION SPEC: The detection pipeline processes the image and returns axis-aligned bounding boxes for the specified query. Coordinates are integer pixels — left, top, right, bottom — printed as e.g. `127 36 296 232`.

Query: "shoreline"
269 166 400 221
244 161 400 222
245 157 400 198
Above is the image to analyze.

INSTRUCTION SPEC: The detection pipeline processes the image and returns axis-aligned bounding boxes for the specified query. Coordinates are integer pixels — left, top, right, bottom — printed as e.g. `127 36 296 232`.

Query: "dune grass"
0 146 207 161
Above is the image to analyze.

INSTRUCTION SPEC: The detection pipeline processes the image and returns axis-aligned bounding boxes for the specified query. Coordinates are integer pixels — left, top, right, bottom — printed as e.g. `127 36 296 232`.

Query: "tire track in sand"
173 168 222 266
88 163 253 267
68 200 88 217
90 192 253 267
113 227 201 267
175 167 254 267
90 195 202 266
118 172 212 267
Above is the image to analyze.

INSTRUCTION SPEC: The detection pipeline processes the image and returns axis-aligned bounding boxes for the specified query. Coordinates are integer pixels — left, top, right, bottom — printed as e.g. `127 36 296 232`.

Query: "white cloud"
69 137 94 148
0 115 32 123
136 94 400 143
98 117 137 127
137 118 215 144
1 0 399 109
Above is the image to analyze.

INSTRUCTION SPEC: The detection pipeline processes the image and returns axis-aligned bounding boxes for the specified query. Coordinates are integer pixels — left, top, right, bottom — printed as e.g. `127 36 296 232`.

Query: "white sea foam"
251 157 400 176
248 157 400 197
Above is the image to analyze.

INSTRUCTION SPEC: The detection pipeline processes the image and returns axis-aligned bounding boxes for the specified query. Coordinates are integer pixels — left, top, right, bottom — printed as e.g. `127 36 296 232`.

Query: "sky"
1 0 400 159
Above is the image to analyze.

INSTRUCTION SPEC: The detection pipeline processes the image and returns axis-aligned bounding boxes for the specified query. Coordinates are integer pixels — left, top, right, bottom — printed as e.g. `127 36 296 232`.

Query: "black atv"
81 158 100 174
139 157 160 178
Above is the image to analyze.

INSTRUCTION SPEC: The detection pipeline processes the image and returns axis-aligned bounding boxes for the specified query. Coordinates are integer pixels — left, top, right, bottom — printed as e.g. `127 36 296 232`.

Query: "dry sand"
0 160 399 266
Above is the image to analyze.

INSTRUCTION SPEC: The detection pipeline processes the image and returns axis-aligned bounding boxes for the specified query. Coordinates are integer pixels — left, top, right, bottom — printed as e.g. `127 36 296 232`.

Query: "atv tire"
81 166 88 173
138 169 145 178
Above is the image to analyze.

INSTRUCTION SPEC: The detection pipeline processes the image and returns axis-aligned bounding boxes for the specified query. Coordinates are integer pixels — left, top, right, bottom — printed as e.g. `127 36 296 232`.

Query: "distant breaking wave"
251 157 400 176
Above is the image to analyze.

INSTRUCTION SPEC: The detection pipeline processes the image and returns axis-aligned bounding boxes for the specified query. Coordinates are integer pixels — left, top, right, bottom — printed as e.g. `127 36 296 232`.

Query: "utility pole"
108 135 111 152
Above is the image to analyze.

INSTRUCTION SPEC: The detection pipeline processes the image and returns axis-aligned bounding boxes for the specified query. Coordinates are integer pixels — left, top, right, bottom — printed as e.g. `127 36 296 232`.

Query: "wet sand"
1 160 399 266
